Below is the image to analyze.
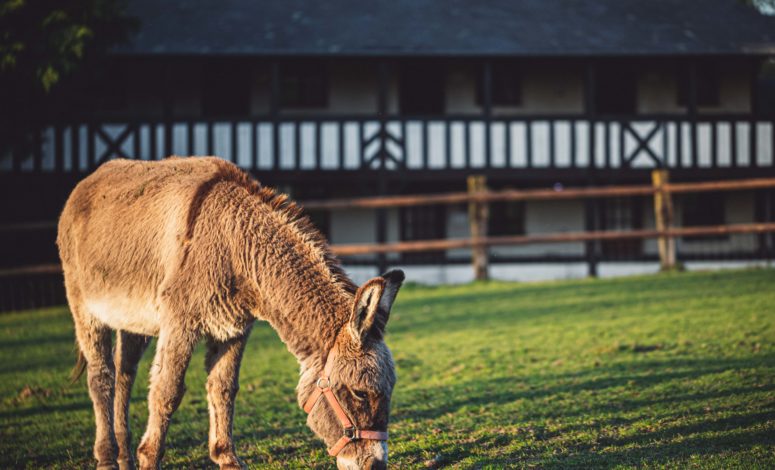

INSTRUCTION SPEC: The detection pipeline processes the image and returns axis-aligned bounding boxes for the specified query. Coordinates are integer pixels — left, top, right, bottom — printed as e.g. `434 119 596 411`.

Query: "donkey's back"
58 157 232 336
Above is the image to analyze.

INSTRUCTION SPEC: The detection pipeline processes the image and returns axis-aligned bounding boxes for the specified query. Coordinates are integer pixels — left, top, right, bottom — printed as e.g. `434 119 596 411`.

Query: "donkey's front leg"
137 328 196 470
205 332 251 470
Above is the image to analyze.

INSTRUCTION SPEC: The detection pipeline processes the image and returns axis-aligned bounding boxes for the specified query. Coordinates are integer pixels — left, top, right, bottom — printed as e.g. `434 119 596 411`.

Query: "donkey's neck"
227 189 354 365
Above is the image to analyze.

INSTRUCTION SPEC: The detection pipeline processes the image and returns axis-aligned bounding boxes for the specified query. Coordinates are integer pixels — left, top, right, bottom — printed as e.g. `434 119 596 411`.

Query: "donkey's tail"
70 346 87 383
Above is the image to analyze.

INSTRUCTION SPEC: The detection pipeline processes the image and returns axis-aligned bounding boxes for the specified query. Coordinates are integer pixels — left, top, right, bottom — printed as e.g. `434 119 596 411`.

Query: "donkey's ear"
349 278 385 344
349 270 405 345
378 269 405 315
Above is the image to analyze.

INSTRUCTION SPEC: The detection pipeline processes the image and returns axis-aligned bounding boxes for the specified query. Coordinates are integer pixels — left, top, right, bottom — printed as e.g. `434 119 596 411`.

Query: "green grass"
1 268 775 469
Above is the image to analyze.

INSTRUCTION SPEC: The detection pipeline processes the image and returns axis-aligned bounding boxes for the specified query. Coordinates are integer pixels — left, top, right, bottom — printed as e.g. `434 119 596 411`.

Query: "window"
600 197 643 257
488 201 525 236
202 61 251 117
281 63 328 108
677 63 720 108
399 63 445 116
594 64 637 115
400 205 446 262
681 193 726 241
476 63 522 106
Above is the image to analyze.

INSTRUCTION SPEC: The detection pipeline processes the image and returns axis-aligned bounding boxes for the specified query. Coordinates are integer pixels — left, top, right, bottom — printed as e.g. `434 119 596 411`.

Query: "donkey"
57 157 403 470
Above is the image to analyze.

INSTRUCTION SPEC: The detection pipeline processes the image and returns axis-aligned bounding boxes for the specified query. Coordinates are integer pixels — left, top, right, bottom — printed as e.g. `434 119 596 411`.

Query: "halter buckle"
343 426 358 440
316 377 330 389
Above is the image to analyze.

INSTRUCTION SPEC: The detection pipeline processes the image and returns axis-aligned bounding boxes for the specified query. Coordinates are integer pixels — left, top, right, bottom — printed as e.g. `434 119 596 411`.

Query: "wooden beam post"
652 169 676 270
468 175 489 280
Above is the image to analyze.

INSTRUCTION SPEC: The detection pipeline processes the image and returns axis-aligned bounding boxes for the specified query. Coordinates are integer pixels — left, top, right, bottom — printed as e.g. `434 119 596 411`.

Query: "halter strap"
302 345 389 457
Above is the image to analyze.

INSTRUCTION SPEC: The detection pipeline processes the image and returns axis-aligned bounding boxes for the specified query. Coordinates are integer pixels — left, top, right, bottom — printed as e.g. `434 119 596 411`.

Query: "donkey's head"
303 270 404 470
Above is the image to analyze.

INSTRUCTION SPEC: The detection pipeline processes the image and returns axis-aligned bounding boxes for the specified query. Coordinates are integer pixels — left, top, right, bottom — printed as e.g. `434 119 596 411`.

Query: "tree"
0 0 136 160
742 0 775 15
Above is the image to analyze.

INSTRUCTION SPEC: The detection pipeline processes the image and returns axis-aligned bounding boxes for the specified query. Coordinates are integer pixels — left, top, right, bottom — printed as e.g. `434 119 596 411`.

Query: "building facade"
2 0 775 283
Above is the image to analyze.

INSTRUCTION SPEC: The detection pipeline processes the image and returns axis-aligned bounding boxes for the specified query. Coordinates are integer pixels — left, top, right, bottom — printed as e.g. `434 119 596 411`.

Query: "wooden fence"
2 172 775 311
303 172 775 280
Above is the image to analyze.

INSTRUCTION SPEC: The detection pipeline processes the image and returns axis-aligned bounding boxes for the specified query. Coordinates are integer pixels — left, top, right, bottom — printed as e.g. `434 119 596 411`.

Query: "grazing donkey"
57 157 403 470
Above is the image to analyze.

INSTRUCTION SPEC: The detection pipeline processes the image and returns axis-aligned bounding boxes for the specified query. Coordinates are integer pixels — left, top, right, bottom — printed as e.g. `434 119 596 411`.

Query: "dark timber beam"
270 61 280 170
688 60 699 167
376 61 389 274
584 61 599 277
482 60 493 167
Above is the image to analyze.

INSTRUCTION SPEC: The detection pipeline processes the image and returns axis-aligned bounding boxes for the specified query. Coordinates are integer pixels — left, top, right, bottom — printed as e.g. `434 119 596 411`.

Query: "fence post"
468 175 489 281
652 169 676 270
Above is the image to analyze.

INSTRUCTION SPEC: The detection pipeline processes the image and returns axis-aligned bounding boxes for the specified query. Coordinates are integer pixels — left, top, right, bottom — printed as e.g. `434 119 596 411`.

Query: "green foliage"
0 0 135 156
0 0 133 92
1 269 774 468
742 0 775 14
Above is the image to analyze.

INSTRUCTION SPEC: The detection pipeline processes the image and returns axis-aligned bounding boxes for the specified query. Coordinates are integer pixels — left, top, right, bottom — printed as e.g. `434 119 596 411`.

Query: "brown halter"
302 345 389 457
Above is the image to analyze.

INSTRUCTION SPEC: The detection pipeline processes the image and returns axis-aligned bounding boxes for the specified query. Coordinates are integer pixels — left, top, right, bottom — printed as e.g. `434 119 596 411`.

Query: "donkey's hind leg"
205 331 251 470
72 304 118 469
113 331 151 470
137 327 196 470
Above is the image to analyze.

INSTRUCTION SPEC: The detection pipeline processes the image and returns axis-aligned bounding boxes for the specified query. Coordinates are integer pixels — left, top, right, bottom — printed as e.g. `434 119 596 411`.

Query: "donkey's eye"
351 389 369 401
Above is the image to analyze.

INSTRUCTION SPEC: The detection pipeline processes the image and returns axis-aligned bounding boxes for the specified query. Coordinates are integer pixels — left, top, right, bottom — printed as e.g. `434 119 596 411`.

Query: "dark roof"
117 0 775 57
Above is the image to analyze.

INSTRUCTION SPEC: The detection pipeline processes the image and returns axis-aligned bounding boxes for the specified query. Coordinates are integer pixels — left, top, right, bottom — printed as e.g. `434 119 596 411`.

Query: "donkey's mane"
184 158 358 296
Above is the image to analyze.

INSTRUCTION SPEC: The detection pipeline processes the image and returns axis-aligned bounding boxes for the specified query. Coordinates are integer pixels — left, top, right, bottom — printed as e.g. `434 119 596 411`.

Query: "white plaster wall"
342 261 772 286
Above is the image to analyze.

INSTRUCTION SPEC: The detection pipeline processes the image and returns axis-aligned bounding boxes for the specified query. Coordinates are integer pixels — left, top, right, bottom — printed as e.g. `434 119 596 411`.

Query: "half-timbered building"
3 0 775 283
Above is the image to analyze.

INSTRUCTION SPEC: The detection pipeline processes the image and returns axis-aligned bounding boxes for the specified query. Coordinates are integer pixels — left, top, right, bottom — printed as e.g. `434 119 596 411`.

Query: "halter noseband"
302 345 388 457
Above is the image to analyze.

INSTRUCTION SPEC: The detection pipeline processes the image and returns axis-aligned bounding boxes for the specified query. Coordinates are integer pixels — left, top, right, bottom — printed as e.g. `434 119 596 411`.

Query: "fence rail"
300 172 775 278
329 223 775 256
2 172 775 311
302 177 775 210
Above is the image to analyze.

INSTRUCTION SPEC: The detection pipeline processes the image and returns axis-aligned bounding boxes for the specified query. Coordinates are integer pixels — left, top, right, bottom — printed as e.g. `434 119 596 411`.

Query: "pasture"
1 268 774 469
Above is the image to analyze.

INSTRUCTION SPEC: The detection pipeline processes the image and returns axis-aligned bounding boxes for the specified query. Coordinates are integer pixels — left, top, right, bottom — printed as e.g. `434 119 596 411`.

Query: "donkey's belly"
84 295 161 336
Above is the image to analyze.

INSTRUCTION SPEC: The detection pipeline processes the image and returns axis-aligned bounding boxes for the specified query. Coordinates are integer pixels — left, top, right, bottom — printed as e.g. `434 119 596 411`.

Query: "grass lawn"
1 268 775 469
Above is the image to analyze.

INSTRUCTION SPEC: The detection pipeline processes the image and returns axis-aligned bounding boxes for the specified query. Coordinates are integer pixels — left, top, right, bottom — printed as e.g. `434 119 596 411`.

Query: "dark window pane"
476 63 522 106
681 193 727 241
399 63 445 116
281 63 328 108
677 63 720 107
600 197 642 257
400 205 446 262
488 201 525 236
595 64 637 115
202 61 251 118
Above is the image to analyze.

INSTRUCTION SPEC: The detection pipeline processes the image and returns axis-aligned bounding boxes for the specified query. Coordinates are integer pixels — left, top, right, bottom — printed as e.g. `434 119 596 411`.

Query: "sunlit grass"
1 268 774 468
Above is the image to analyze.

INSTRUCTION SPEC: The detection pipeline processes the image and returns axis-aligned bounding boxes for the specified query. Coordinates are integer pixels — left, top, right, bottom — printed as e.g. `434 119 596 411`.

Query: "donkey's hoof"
215 453 246 470
220 460 247 470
